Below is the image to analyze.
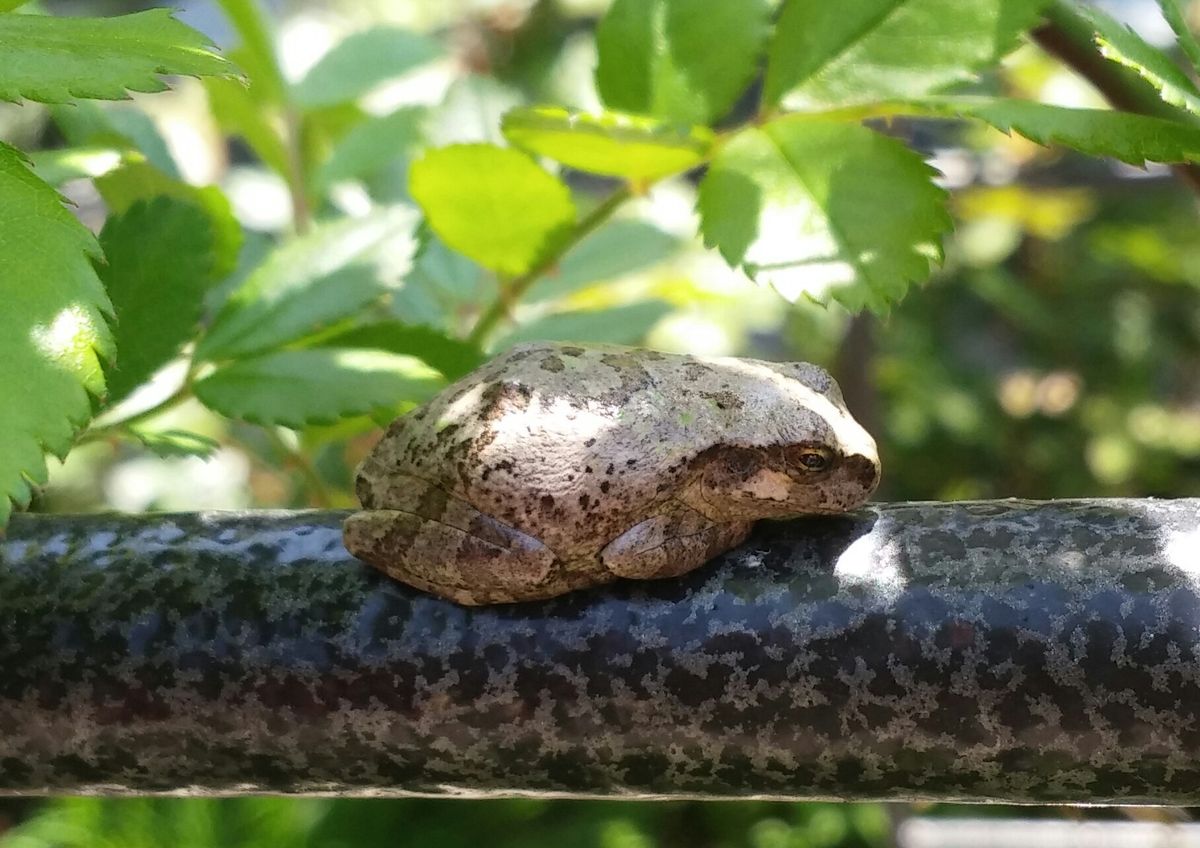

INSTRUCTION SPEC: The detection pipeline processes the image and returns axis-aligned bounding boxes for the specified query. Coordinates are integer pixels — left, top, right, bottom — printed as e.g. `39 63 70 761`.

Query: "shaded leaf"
293 27 443 109
1084 4 1200 117
498 301 673 348
204 49 290 177
315 322 485 380
194 348 443 427
596 0 771 124
0 142 113 524
129 428 220 459
313 106 428 193
698 118 951 311
29 147 129 186
409 144 575 277
98 198 216 405
501 106 713 180
426 75 523 146
390 234 495 330
764 0 1047 108
95 161 243 280
526 219 682 302
0 9 237 103
51 102 180 177
197 206 421 360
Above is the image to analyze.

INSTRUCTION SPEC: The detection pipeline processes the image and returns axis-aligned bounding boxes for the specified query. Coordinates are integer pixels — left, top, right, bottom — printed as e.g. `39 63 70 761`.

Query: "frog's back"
362 343 735 557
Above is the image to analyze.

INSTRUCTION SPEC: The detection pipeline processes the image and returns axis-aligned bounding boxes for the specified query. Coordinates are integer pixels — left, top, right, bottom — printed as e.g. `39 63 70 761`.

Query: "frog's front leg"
600 503 752 581
343 474 558 605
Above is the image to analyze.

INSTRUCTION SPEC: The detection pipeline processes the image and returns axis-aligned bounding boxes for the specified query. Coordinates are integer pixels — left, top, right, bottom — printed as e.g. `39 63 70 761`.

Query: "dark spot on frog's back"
702 390 743 411
560 346 585 357
600 353 642 370
539 355 566 373
478 380 532 423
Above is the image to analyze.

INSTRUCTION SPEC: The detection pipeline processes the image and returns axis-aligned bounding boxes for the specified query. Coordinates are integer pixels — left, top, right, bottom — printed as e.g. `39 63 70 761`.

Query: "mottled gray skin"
344 342 880 604
3 501 1200 801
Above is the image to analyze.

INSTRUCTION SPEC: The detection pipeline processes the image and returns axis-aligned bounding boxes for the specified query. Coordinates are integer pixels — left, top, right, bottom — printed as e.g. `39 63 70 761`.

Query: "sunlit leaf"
952 97 1200 164
698 118 951 311
0 10 237 103
501 106 712 180
0 143 113 525
764 0 1047 108
1084 4 1200 117
596 0 771 124
197 206 421 361
194 348 443 427
409 144 575 277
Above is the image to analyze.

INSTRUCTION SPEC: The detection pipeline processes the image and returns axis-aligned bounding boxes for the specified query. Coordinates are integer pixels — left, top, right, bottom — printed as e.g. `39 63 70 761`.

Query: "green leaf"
0 142 113 525
313 106 427 193
129 428 220 459
52 102 180 177
1159 0 1200 75
498 301 674 348
197 205 421 361
698 118 951 311
29 147 129 186
526 219 681 302
409 144 576 277
315 322 485 380
596 0 771 124
390 234 496 330
1083 4 1200 117
204 53 290 177
292 27 443 109
0 9 238 103
426 75 523 146
764 0 1047 108
952 97 1200 164
98 198 216 406
214 0 287 104
194 348 443 427
95 161 243 280
501 106 713 180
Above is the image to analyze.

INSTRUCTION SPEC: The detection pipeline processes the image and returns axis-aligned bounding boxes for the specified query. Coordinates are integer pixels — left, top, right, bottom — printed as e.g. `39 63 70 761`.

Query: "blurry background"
3 0 1200 844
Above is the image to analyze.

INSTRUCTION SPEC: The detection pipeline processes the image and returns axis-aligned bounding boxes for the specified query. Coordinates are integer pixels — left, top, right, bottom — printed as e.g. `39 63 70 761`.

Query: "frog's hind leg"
344 473 558 605
600 502 752 581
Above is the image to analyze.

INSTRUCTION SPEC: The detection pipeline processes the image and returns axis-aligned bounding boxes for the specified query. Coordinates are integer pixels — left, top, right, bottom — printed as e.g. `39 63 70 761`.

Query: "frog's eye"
792 446 833 472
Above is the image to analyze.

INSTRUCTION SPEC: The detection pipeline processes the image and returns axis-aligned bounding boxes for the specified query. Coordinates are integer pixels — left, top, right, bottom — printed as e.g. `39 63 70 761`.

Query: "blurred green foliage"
1 0 1199 843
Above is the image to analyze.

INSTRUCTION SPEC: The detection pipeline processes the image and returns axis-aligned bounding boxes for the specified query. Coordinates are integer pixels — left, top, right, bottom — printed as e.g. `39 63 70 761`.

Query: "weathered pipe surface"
1 500 1199 802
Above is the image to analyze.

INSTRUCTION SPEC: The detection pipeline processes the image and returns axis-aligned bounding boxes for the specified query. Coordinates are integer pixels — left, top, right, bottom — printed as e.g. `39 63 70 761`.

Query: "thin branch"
1033 0 1200 195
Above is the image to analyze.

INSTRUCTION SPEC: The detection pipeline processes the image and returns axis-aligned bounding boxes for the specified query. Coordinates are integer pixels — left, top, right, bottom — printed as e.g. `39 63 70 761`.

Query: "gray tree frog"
344 342 880 605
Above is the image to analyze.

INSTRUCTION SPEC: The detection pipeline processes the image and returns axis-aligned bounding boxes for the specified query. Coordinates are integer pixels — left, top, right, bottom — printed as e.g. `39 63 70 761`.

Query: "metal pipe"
1 500 1198 802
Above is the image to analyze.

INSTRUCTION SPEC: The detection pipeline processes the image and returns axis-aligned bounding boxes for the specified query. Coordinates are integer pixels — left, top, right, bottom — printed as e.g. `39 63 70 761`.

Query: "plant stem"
283 108 313 235
264 428 332 508
466 184 633 347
